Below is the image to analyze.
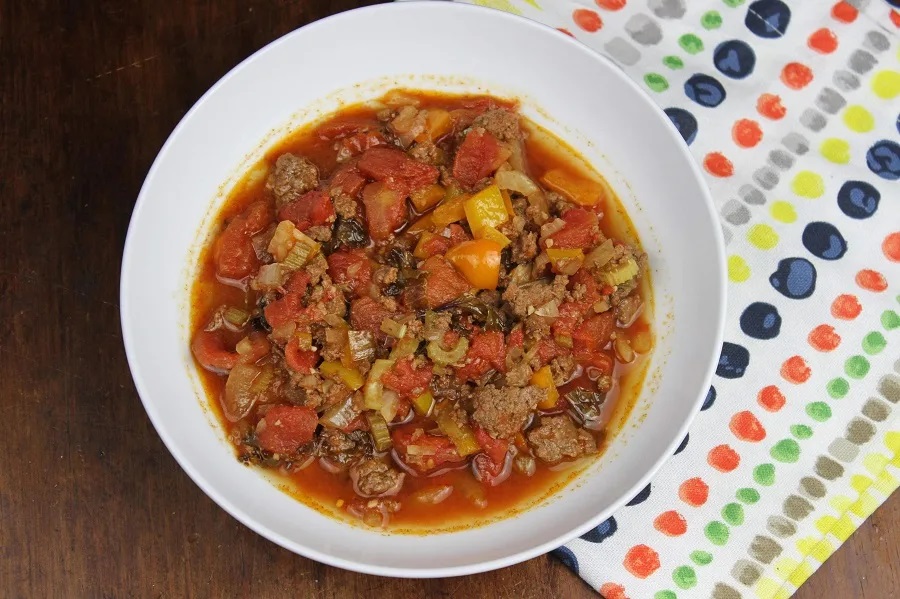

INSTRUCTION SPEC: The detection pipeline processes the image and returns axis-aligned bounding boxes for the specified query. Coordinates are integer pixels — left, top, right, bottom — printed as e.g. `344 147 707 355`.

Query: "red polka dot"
808 324 841 351
730 411 767 442
573 9 603 32
654 510 688 536
623 544 660 578
757 93 786 120
758 385 786 412
596 0 627 10
831 1 858 23
808 28 839 53
708 444 741 472
557 27 575 37
732 119 763 148
883 233 900 262
781 356 811 384
679 477 709 507
831 294 862 320
781 63 814 90
857 269 888 292
891 10 900 29
704 152 733 177
599 583 628 599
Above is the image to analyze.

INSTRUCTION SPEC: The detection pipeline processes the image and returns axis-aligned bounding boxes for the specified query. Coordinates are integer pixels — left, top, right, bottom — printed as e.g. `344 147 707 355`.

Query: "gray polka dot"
862 398 890 422
721 225 733 245
816 88 846 115
731 559 762 586
767 515 796 538
783 495 814 521
846 418 876 445
739 184 765 205
604 37 642 66
648 0 686 19
846 0 870 9
864 31 890 53
879 374 900 404
625 14 663 46
749 536 782 564
722 199 750 225
753 166 779 190
713 584 743 599
800 108 827 132
833 69 860 91
848 49 877 75
768 149 794 170
816 456 844 480
782 132 809 155
828 437 860 462
799 476 826 499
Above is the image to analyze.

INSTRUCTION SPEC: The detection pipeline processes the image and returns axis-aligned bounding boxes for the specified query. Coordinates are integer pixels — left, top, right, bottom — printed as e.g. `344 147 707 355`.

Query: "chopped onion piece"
614 337 635 364
412 485 453 505
534 300 559 318
347 330 375 362
380 318 408 339
222 363 261 422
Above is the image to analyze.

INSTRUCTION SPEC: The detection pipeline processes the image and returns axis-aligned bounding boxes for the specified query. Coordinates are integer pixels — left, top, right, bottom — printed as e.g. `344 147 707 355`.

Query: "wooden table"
1 1 896 596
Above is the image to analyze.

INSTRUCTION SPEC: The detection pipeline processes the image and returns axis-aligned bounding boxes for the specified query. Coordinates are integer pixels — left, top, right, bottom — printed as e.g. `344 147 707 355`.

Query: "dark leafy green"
435 293 513 333
566 388 607 424
326 216 369 252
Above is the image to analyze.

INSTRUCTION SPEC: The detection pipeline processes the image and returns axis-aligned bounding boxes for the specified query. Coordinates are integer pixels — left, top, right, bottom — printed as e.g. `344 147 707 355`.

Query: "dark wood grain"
0 1 896 597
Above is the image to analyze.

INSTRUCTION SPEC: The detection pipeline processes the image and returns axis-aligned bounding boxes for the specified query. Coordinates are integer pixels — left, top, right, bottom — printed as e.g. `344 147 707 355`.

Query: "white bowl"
121 1 725 578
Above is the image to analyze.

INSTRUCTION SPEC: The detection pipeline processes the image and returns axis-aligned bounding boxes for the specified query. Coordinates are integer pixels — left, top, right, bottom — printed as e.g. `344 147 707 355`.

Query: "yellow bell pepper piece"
445 239 502 290
411 391 435 416
540 168 604 206
476 225 511 249
410 183 445 213
531 365 560 409
407 213 435 234
464 184 509 234
546 247 585 275
319 361 365 391
413 231 439 259
431 194 469 228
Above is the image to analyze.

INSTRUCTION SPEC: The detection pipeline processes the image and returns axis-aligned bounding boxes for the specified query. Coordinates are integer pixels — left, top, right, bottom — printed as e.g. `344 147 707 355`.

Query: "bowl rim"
120 0 727 578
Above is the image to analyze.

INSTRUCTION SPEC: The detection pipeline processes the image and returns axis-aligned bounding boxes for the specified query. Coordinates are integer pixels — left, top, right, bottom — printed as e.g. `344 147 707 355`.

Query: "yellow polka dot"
864 453 889 477
820 138 851 164
885 431 900 453
832 515 855 542
748 224 779 249
830 495 852 512
892 451 900 468
851 491 879 518
770 201 796 223
843 105 875 132
797 537 834 563
775 557 813 588
728 255 751 282
850 474 872 494
755 578 789 599
874 469 899 495
815 515 836 535
871 70 900 99
791 170 824 198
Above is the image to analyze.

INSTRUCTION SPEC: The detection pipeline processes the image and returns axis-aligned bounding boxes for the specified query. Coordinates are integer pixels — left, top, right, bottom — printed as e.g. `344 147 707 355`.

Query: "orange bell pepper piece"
445 239 502 290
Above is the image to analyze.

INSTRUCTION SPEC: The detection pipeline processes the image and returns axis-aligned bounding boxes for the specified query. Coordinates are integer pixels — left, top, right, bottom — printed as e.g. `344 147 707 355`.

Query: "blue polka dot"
895 112 899 135
581 516 618 543
866 139 900 181
770 257 816 299
802 222 847 261
675 433 690 455
745 0 791 39
684 74 727 108
551 546 578 572
740 302 782 340
717 342 750 379
702 385 717 411
627 483 652 506
664 107 698 145
837 180 879 219
713 40 756 79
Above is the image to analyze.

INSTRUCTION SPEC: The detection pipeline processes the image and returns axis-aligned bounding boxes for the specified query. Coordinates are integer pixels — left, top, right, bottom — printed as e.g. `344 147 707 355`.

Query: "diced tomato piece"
579 351 614 374
342 414 369 433
338 130 387 157
417 233 452 259
474 426 509 464
570 269 602 303
456 330 506 381
361 182 407 241
277 190 335 231
257 405 318 454
545 208 600 250
239 331 271 364
443 330 461 348
243 200 275 233
507 326 524 349
358 147 439 196
214 201 273 280
391 425 465 473
536 338 567 366
349 297 395 337
452 129 506 188
327 249 374 297
420 256 471 308
447 223 470 245
283 270 311 295
329 163 366 199
263 293 304 329
382 356 433 399
284 338 318 373
315 116 380 140
573 311 616 367
191 329 239 371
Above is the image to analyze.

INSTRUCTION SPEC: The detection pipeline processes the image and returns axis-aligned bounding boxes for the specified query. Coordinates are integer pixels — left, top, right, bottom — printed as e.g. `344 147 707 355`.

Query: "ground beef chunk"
527 415 597 463
319 429 371 465
374 266 399 286
504 362 533 387
408 141 443 166
472 385 546 439
431 373 467 403
525 314 551 339
333 194 359 219
268 153 319 208
546 191 573 216
502 275 568 318
289 371 326 410
306 225 333 243
472 109 521 143
550 355 577 386
423 312 452 342
323 380 352 409
351 459 405 497
305 254 328 286
614 292 643 327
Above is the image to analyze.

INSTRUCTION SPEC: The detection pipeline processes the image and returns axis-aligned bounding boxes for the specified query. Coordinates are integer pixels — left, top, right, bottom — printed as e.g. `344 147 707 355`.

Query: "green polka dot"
754 463 776 486
770 201 797 223
845 355 870 379
747 224 779 249
690 550 713 566
655 592 678 599
882 310 900 330
820 138 851 164
736 488 760 504
645 73 669 92
807 402 832 422
827 377 850 399
843 105 875 133
791 171 824 198
679 34 704 54
871 70 900 99
673 566 698 589
728 255 751 282
701 11 723 29
863 331 887 355
705 521 730 545
663 55 684 70
722 0 745 6
791 424 813 440
722 503 745 526
771 439 801 463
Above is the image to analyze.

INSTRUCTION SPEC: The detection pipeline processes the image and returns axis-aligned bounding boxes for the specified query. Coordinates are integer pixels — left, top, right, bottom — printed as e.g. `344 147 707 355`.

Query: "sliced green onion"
426 337 469 366
223 307 249 327
366 412 392 452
